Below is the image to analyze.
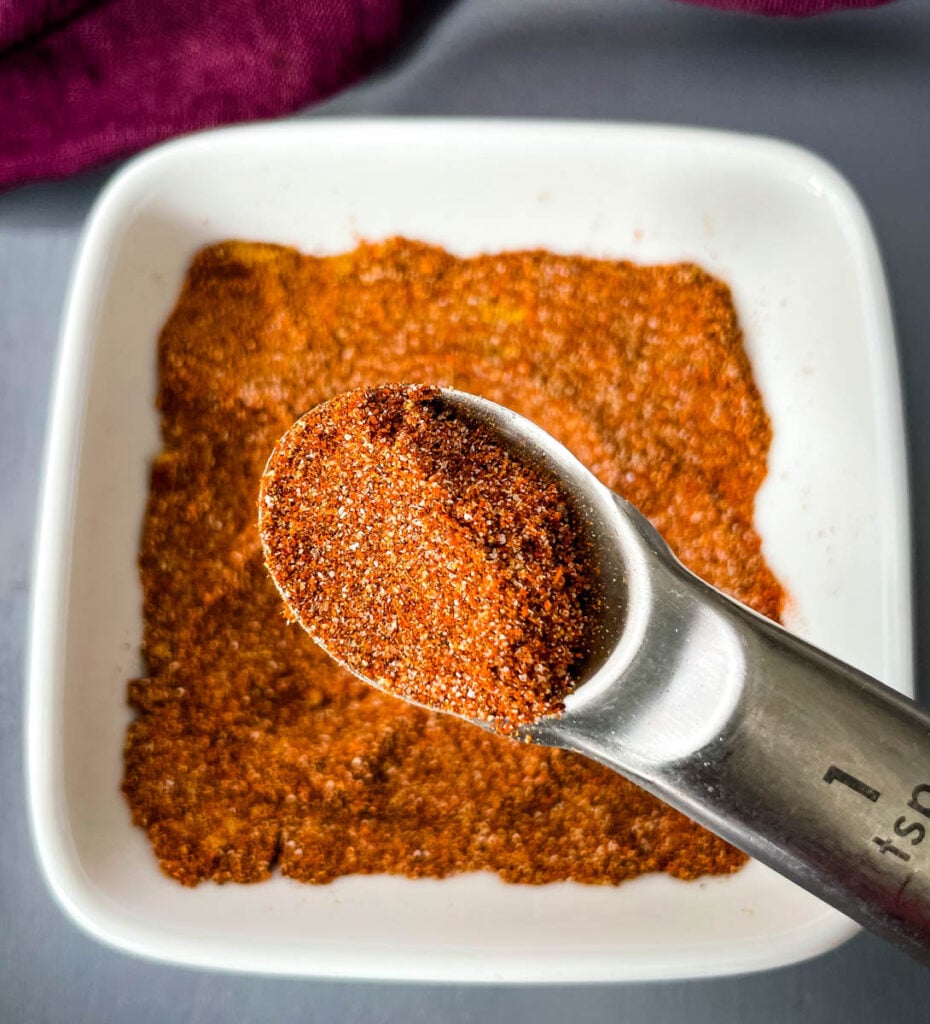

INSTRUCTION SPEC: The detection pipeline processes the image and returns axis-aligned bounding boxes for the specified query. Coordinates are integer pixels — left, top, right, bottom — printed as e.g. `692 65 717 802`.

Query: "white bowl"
27 120 911 981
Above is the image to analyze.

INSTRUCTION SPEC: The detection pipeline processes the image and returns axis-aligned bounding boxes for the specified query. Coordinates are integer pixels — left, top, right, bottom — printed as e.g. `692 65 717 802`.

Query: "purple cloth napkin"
0 0 410 190
679 0 894 13
0 0 898 191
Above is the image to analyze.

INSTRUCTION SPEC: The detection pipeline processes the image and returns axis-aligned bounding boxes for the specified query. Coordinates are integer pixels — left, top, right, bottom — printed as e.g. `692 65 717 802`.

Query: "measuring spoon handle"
677 575 930 962
546 506 930 964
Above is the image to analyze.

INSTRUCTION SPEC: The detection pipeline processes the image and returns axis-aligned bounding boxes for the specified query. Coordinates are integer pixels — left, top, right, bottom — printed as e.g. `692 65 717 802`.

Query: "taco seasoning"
259 383 601 731
123 238 784 887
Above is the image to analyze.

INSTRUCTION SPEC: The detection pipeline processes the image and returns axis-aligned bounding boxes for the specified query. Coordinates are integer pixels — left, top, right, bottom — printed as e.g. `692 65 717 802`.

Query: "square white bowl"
27 120 911 982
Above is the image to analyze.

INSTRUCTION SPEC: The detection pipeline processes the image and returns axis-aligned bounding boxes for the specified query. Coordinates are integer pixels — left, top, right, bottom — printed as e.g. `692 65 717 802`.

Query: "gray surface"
2 0 929 1018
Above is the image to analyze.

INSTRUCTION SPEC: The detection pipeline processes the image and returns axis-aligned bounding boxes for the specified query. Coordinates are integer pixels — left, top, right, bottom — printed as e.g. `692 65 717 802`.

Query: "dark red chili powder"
122 237 784 887
259 383 602 730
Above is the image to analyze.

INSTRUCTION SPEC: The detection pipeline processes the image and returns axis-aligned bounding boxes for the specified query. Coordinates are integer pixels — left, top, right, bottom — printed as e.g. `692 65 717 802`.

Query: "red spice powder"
122 238 784 886
259 383 602 730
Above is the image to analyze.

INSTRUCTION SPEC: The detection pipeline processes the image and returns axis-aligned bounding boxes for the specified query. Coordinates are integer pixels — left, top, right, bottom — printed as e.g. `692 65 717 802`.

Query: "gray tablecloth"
2 0 928 1019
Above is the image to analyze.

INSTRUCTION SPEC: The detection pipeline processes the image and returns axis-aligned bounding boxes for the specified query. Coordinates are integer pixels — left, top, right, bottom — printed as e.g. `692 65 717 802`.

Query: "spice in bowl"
259 383 602 731
123 237 782 887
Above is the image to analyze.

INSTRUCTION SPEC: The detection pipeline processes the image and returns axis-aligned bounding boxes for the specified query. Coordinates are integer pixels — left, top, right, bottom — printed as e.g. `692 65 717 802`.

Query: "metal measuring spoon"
267 387 930 964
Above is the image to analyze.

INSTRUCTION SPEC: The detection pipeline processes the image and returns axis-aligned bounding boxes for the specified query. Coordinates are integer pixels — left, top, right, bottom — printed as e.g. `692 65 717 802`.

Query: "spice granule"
123 237 784 887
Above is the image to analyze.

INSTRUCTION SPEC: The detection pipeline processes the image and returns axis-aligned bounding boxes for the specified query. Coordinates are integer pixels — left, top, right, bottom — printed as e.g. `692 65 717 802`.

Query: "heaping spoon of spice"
260 383 930 965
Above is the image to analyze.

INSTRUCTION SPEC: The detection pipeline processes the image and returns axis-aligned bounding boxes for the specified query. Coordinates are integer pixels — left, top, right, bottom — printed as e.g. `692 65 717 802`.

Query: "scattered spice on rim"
123 237 784 887
259 383 602 731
